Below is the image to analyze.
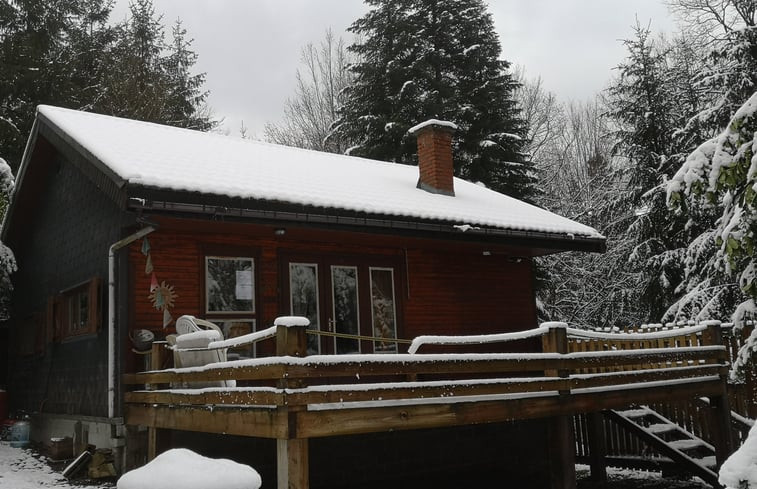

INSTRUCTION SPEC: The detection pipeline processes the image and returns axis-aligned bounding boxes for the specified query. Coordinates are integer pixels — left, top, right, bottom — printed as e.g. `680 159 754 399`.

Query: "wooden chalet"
3 106 741 488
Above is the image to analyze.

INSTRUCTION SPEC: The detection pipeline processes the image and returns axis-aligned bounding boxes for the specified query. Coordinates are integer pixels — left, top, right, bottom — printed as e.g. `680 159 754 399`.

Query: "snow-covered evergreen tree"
0 0 214 170
661 2 757 321
668 91 757 376
332 0 535 199
163 20 213 131
96 0 215 130
0 0 114 169
606 25 691 321
0 157 17 320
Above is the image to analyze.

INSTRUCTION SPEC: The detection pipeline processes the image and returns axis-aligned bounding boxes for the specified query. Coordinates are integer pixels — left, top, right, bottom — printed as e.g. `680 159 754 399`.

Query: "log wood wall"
128 217 538 349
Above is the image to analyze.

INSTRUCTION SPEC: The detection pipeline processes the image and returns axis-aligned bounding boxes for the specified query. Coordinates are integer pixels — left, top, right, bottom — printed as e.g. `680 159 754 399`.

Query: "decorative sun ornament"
149 281 178 310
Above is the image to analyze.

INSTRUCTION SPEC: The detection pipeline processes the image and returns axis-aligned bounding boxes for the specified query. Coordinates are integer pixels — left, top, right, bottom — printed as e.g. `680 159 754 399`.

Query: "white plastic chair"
170 315 236 388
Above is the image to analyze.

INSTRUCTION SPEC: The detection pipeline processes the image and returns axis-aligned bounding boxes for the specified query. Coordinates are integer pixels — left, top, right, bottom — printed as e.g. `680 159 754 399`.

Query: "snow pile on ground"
0 441 82 488
720 423 757 488
117 448 261 489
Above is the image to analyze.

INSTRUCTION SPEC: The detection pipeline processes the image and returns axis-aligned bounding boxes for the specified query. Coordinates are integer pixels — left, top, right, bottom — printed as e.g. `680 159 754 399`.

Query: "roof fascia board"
128 197 606 254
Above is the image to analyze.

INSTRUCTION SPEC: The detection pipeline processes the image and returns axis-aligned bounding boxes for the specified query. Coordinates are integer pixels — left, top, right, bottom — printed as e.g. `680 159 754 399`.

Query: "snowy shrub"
720 422 757 489
0 158 16 319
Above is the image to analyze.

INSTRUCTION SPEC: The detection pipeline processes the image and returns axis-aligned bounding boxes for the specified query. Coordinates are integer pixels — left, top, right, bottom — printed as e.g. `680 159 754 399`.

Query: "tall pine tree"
606 26 708 322
0 0 115 169
0 0 214 170
332 0 535 200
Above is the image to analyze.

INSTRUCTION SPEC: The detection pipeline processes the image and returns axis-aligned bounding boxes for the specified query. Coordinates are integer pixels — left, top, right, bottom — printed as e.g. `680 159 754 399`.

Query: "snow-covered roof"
34 105 602 241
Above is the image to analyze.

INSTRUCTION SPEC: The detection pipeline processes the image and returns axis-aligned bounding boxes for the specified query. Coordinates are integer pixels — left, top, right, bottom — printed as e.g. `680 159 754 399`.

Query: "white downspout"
108 226 156 419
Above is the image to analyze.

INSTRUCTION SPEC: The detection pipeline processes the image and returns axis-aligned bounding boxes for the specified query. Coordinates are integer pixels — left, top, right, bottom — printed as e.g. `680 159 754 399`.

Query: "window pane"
78 292 88 329
216 319 257 359
206 257 255 313
67 296 77 332
370 268 397 353
289 263 320 355
331 266 360 354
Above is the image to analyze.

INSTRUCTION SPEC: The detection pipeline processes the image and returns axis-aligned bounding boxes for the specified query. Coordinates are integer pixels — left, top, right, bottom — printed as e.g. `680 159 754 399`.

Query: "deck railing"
123 319 739 489
124 320 730 436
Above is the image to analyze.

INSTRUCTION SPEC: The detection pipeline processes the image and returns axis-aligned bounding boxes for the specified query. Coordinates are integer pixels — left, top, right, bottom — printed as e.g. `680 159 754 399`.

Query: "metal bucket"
10 420 30 448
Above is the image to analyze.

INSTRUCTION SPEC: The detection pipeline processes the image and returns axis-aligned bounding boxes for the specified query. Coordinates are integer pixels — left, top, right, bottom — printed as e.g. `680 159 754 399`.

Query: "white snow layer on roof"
37 105 601 238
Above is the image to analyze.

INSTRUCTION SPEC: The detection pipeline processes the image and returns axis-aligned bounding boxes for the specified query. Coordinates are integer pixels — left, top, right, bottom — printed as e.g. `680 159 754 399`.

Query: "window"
203 252 259 357
50 277 101 340
370 267 398 353
331 266 360 354
289 263 321 355
212 318 257 359
282 252 404 355
205 256 255 314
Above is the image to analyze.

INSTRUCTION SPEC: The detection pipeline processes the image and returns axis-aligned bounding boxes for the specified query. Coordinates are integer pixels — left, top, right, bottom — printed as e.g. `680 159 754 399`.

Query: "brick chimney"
408 119 457 196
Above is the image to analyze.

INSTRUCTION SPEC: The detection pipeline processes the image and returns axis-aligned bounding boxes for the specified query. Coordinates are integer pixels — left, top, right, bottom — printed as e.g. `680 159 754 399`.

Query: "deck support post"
146 342 164 462
277 439 309 489
702 320 734 467
541 322 576 489
275 317 310 488
586 412 607 482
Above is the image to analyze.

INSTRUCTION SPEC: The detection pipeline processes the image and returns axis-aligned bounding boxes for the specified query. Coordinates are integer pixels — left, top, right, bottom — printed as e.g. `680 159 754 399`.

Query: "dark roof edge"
35 110 126 189
128 196 607 254
1 119 40 242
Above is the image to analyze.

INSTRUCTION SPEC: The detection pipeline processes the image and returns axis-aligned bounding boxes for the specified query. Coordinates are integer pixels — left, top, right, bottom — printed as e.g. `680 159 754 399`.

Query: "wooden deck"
122 321 738 489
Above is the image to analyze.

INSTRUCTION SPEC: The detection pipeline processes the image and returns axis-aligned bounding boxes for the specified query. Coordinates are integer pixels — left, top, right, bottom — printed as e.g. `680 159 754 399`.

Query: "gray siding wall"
8 151 127 417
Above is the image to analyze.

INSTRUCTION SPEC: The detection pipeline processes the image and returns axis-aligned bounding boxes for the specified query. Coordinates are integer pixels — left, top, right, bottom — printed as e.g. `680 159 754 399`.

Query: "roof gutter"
108 225 156 419
128 198 606 253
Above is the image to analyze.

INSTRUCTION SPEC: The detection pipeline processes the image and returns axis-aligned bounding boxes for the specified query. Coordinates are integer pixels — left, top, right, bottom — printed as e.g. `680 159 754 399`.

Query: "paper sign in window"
235 270 253 300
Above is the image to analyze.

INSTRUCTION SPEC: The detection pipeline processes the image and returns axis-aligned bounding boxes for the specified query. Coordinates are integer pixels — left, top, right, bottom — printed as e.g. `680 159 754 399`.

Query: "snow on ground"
576 465 708 488
0 440 712 489
0 442 112 489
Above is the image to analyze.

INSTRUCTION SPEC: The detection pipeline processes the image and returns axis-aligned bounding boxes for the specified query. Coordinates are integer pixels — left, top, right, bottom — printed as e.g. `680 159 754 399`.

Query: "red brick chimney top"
408 119 457 197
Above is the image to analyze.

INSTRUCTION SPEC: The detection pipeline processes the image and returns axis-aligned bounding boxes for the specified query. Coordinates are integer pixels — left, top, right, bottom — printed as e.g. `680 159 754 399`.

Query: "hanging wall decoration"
141 237 178 328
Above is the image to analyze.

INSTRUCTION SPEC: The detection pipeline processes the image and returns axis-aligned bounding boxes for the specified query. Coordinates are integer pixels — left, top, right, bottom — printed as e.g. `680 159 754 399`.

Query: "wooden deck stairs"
605 406 720 487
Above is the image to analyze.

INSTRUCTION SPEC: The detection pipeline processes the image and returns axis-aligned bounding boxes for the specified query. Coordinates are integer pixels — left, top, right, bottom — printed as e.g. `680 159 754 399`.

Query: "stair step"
646 423 678 434
696 455 717 469
617 408 652 419
668 439 706 451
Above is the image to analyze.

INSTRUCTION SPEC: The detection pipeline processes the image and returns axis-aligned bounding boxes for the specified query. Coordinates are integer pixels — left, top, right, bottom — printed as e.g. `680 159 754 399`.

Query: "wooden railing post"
276 316 309 358
541 322 576 489
701 320 734 467
274 316 310 489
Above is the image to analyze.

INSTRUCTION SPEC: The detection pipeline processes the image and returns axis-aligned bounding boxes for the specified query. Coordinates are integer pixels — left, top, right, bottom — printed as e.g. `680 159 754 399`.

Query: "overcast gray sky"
112 0 675 137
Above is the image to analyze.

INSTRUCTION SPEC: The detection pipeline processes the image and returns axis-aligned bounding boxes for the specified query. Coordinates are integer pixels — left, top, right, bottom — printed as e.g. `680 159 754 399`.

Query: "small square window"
51 277 100 340
205 256 255 314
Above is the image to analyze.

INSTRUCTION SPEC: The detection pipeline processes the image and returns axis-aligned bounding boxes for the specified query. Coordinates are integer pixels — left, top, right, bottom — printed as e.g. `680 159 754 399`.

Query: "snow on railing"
565 324 709 341
407 321 719 354
173 325 278 352
407 325 550 354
